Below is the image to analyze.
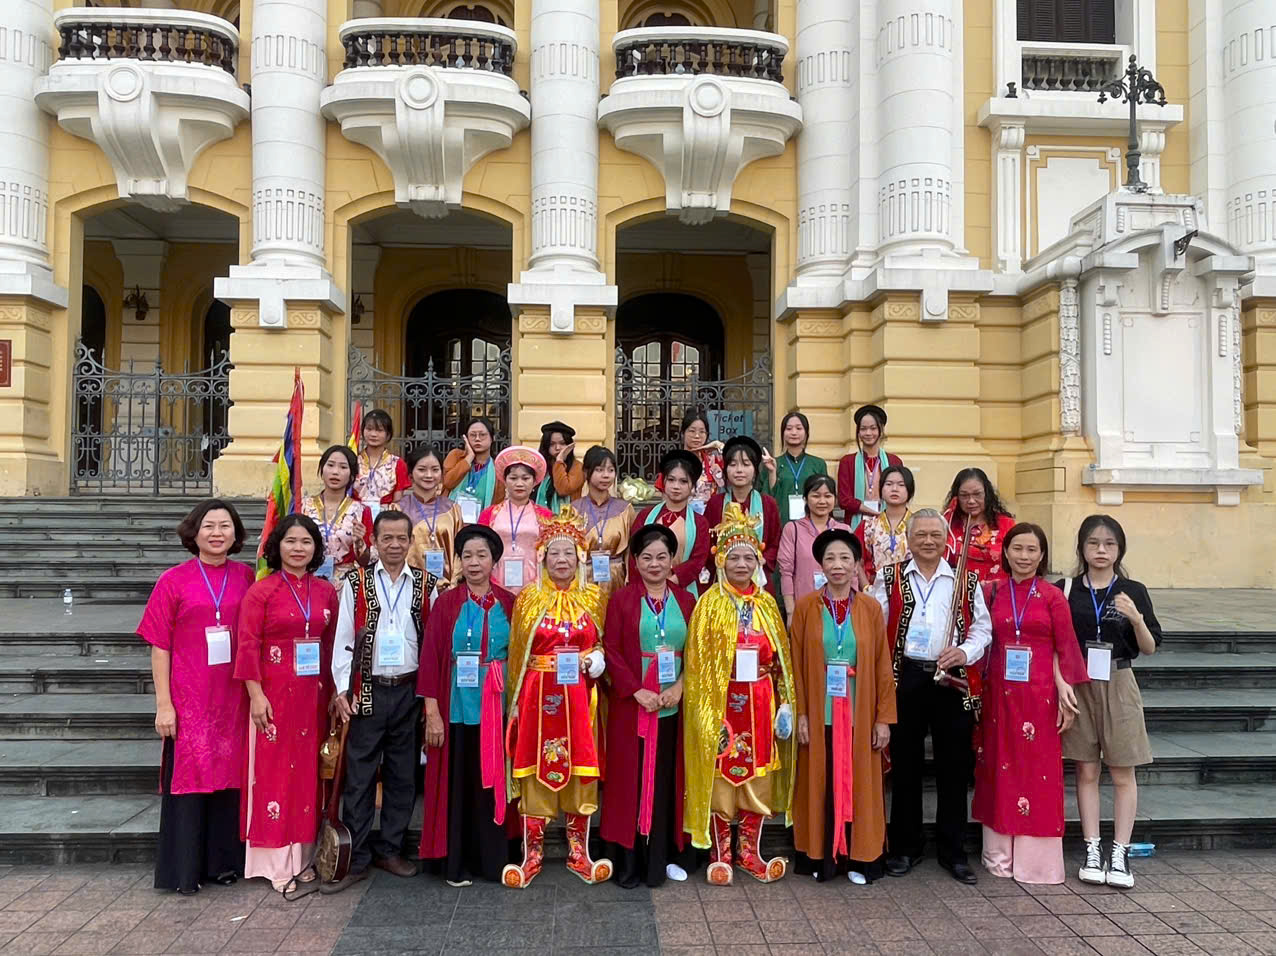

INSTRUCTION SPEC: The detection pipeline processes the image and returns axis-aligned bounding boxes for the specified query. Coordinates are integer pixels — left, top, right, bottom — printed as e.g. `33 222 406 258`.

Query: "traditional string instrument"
316 625 373 883
934 518 983 719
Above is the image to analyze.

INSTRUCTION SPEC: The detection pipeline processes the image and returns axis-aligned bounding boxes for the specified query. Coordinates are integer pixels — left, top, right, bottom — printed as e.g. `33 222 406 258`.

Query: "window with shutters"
1016 0 1115 44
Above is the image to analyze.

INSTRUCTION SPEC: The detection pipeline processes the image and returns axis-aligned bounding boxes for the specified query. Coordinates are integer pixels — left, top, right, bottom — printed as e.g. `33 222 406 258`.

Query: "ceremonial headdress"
630 522 678 559
853 404 887 428
536 504 589 561
453 524 504 563
711 501 766 588
494 445 547 484
812 527 861 563
659 448 703 484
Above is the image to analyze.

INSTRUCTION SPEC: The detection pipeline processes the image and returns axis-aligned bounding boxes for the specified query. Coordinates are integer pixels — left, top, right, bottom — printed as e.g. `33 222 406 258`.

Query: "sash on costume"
831 668 855 861
636 655 663 836
480 660 507 825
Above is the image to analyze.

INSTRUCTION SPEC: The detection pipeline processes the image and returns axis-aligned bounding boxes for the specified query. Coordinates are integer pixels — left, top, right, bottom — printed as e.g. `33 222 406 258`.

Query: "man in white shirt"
323 510 432 893
870 508 991 885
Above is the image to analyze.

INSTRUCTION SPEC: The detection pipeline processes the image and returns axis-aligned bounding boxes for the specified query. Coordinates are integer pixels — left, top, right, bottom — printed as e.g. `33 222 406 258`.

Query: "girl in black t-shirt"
1057 515 1162 890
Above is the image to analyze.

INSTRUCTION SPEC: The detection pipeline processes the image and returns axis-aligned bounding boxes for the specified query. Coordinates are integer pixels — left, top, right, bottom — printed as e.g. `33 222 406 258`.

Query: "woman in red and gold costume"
683 502 797 885
942 467 1017 585
502 507 611 888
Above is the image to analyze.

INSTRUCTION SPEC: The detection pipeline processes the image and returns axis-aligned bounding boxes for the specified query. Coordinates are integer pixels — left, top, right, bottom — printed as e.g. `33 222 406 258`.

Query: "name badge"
734 646 759 683
424 549 446 577
295 641 321 677
1005 645 1032 683
591 552 612 583
205 626 232 666
455 652 480 688
657 648 677 684
503 560 524 589
376 630 406 669
788 495 805 521
691 499 706 515
458 494 480 524
826 662 849 698
904 623 931 660
813 571 827 590
316 555 335 581
556 650 580 685
1086 642 1112 682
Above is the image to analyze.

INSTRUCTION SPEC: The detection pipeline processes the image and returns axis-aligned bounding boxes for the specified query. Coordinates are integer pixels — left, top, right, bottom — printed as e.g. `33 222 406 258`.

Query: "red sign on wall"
0 341 10 388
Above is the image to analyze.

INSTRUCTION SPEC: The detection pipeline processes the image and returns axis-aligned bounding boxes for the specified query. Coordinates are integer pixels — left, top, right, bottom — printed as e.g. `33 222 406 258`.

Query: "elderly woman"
600 524 698 888
777 475 851 622
139 498 256 894
683 502 796 885
479 446 552 595
419 525 516 885
634 450 712 597
573 445 635 599
791 529 894 884
942 467 1017 585
973 523 1088 885
503 508 610 888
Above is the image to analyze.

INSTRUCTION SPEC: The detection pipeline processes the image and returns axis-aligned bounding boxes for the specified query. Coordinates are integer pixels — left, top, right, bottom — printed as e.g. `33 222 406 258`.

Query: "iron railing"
71 341 232 495
614 347 773 481
347 344 513 458
340 25 516 75
55 17 239 76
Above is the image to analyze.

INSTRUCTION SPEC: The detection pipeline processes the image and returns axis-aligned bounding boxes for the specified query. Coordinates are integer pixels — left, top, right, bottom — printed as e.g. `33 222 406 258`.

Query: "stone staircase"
0 496 1273 863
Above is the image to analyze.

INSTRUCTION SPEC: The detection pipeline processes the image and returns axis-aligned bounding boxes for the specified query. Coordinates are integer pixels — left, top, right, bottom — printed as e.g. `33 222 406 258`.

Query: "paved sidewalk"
3 848 1276 955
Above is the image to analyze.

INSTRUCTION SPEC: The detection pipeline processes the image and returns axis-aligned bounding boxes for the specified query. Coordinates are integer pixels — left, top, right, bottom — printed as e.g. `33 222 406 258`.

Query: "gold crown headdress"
536 504 589 559
711 501 763 569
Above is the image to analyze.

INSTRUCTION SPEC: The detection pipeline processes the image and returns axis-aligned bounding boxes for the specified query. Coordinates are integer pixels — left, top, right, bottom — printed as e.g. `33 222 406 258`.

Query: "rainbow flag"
256 368 305 580
347 400 362 453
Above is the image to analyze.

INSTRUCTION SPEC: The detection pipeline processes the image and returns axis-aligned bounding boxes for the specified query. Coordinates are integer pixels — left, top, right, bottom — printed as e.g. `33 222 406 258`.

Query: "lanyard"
645 591 670 640
462 598 487 651
509 501 534 544
729 591 756 631
584 498 615 545
465 458 491 494
1086 575 1115 642
1009 578 1037 640
806 517 827 540
376 568 410 624
282 573 313 637
912 569 943 616
363 450 389 495
883 511 907 552
823 591 851 658
784 453 806 488
197 561 230 625
316 495 352 543
417 495 443 540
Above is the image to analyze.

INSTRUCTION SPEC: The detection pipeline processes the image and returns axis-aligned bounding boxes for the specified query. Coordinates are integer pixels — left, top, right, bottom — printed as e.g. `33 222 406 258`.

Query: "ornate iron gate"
71 341 232 495
615 347 773 480
347 344 513 456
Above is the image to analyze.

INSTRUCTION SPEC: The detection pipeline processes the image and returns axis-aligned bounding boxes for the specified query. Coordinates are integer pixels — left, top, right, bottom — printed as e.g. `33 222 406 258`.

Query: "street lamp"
1098 54 1167 194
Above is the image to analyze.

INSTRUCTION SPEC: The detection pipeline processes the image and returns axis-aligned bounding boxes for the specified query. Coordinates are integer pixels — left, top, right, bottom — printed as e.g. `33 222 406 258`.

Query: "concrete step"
0 579 164 602
1140 688 1276 732
0 654 152 694
0 693 158 739
1166 631 1276 653
0 496 260 514
0 740 158 796
1133 651 1276 689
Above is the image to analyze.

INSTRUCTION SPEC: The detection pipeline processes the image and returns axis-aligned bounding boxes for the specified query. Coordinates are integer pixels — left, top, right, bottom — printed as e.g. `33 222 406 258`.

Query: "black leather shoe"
885 854 922 877
940 860 978 885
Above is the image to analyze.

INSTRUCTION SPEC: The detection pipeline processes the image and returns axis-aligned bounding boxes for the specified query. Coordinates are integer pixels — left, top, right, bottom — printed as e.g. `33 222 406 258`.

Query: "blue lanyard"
785 454 806 487
1009 578 1037 639
584 498 615 544
645 591 670 641
417 496 443 540
508 501 534 544
823 591 851 658
317 495 350 544
462 598 487 651
912 570 942 616
281 573 313 637
197 561 230 624
465 459 491 494
1086 575 1115 642
376 568 410 625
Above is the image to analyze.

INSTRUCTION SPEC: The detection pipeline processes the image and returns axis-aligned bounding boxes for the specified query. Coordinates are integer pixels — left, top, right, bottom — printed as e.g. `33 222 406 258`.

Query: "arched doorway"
74 285 107 480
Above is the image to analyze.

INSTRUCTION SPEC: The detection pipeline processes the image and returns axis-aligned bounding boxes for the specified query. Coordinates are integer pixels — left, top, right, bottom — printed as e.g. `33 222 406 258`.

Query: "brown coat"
790 589 896 862
441 448 506 507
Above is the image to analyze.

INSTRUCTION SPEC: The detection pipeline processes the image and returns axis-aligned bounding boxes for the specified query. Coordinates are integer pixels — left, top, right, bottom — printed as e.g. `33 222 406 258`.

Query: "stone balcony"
34 8 249 212
320 18 530 219
598 27 802 225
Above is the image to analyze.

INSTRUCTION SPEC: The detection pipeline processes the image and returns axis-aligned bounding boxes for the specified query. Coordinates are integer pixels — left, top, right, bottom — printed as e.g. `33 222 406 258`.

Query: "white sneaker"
665 863 688 882
1107 843 1134 889
1078 838 1105 885
848 871 868 885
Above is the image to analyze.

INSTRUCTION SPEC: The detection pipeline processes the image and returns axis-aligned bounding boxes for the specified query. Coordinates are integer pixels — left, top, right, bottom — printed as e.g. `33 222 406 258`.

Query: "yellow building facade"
2 0 1274 586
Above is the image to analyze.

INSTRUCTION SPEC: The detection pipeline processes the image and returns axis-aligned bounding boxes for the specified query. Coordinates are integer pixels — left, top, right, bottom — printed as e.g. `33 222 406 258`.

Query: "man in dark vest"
870 508 991 885
325 510 436 893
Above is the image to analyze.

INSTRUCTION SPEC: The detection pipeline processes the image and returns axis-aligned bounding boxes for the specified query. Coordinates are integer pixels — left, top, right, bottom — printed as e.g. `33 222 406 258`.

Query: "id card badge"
904 623 931 661
1004 645 1032 683
556 650 581 685
295 641 321 677
691 499 706 515
657 648 677 684
376 630 406 669
455 652 481 688
205 626 232 666
424 549 446 577
1086 642 1112 681
316 555 335 581
591 552 612 583
458 494 480 524
826 662 849 698
735 646 759 683
788 495 805 521
503 560 524 589
813 571 827 590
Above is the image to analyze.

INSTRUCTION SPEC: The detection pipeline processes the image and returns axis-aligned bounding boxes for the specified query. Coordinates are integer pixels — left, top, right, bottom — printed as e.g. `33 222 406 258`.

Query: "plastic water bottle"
63 588 73 616
1127 843 1156 857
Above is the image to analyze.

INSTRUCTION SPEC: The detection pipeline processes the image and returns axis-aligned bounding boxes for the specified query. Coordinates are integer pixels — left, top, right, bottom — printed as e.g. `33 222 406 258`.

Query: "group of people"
140 403 1163 900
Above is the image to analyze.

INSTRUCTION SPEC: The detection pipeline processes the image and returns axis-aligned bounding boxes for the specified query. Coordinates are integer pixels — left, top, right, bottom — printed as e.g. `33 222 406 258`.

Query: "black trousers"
444 722 508 883
342 681 421 871
154 738 244 892
888 660 973 866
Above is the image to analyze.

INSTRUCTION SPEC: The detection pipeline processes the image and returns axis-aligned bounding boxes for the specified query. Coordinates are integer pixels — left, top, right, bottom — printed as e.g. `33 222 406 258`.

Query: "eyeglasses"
958 491 985 501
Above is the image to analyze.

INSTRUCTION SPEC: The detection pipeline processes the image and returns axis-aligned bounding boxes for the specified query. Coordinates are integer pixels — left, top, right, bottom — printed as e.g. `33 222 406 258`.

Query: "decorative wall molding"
876 11 954 65
253 33 327 81
253 187 324 254
878 176 951 244
1059 277 1081 435
532 195 598 257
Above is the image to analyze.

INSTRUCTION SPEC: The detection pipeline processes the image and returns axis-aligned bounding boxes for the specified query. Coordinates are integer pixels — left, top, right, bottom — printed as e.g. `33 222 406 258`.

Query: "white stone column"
508 0 615 334
0 0 64 305
874 0 958 257
990 120 1025 273
1222 0 1276 271
794 0 855 279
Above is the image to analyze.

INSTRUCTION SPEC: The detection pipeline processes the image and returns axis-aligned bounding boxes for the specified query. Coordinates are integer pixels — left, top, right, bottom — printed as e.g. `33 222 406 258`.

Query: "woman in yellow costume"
683 502 797 885
502 507 612 888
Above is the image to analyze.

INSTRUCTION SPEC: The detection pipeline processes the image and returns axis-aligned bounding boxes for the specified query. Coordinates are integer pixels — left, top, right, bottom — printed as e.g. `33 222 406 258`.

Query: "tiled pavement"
3 849 1276 955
